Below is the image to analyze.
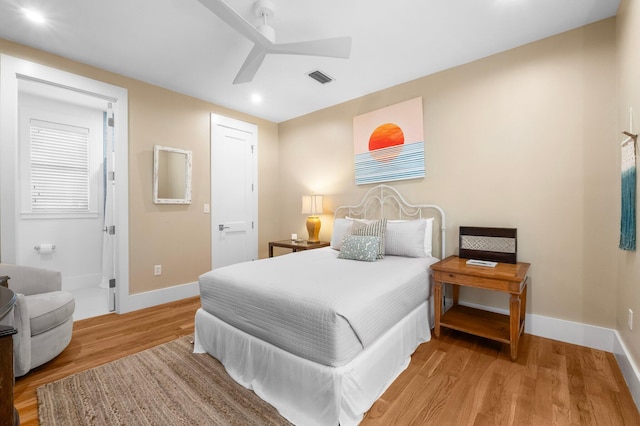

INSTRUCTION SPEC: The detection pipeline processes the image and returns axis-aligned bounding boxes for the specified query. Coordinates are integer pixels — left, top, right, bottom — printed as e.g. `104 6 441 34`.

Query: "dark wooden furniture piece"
268 240 330 257
0 284 19 425
431 255 530 360
459 226 517 264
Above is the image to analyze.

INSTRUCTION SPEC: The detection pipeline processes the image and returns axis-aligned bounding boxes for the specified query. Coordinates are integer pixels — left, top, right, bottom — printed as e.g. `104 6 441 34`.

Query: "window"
29 119 90 213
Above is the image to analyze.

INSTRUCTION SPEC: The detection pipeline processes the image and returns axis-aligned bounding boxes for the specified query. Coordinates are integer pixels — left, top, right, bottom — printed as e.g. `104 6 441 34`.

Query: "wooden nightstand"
268 240 330 257
430 255 530 361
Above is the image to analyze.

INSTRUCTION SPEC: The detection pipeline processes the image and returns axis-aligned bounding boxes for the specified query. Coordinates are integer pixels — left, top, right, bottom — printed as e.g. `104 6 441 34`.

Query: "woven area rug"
37 335 291 425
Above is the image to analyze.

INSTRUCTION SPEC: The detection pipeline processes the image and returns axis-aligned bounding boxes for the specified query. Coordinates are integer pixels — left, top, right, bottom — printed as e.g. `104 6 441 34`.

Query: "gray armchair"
0 264 75 377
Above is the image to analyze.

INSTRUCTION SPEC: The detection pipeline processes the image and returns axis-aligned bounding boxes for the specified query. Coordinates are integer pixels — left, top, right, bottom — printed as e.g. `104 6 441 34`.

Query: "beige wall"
279 19 618 327
0 17 625 336
0 38 280 294
616 0 640 372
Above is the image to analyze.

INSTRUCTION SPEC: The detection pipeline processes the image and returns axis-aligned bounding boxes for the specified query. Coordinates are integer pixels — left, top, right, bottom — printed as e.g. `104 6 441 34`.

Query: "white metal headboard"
334 184 446 258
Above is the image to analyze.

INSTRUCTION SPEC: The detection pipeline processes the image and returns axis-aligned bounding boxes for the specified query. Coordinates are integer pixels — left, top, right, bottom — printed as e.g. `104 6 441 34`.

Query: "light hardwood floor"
14 297 640 425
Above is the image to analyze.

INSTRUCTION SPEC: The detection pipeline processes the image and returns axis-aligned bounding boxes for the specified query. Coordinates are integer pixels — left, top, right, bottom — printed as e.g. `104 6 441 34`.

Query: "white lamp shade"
301 195 323 215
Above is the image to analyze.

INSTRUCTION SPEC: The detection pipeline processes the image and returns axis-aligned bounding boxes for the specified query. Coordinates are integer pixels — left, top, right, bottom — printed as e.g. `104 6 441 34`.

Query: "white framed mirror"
153 145 192 204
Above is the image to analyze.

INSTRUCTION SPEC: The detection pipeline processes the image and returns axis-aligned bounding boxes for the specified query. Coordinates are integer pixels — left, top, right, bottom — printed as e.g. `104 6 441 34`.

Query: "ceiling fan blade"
198 0 270 46
233 44 268 84
267 37 352 58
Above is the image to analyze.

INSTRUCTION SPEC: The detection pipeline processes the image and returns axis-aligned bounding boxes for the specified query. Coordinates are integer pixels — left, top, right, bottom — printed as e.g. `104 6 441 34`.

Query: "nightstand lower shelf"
440 305 511 344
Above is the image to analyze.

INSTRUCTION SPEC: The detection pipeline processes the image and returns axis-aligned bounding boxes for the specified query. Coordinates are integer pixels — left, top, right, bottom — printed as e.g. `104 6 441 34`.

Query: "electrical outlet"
154 265 162 276
204 203 210 214
629 309 634 331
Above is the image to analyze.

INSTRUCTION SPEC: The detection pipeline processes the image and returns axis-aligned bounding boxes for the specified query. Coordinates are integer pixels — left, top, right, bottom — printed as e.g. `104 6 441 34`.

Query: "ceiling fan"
198 0 352 84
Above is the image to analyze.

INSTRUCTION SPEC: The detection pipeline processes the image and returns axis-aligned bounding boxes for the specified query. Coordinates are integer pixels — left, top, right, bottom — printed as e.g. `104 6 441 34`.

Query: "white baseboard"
525 312 615 352
460 301 614 351
121 281 200 313
614 331 640 412
460 301 640 412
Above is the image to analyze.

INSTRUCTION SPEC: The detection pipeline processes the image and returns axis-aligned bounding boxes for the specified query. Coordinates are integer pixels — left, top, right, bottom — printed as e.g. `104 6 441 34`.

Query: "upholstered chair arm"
11 293 31 377
0 264 62 296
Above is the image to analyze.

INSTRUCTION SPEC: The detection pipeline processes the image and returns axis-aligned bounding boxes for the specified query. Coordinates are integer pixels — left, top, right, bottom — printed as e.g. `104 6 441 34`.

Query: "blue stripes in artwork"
355 141 425 185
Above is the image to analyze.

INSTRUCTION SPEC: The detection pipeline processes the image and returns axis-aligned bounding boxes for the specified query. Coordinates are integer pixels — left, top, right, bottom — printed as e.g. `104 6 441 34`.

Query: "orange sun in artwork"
368 123 404 162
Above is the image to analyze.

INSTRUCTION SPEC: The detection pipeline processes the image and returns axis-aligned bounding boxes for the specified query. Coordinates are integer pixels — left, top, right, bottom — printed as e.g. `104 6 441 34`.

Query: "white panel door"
211 114 257 269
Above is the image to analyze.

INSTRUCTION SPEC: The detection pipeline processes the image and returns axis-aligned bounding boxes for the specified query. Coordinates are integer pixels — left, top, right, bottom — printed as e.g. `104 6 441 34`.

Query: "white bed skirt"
194 301 431 426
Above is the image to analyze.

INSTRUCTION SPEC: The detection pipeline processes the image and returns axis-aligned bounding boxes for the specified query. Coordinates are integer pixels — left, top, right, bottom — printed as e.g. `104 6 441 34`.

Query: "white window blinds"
30 119 90 212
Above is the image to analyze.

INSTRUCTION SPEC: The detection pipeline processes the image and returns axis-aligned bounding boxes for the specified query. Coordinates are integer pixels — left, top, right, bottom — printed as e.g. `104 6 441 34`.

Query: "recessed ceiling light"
22 8 46 24
251 93 262 104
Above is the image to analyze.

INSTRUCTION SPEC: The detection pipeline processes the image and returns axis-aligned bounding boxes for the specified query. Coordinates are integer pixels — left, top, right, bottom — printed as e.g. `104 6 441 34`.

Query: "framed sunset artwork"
353 97 425 185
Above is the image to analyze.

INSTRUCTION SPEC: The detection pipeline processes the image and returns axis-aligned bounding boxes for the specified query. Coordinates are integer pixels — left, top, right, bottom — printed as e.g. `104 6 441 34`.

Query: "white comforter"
199 247 437 367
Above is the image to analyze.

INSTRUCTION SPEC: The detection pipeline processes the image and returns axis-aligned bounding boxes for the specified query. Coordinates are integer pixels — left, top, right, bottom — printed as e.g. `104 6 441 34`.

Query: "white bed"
194 184 446 425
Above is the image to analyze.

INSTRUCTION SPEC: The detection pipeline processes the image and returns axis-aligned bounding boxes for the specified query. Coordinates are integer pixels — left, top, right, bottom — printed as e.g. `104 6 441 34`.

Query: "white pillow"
330 218 353 250
424 217 434 257
345 216 374 224
330 218 369 250
385 220 427 257
387 218 434 257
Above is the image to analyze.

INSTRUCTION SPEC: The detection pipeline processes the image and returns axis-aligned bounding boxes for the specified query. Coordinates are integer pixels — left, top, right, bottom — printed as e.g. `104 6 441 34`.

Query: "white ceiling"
0 0 620 123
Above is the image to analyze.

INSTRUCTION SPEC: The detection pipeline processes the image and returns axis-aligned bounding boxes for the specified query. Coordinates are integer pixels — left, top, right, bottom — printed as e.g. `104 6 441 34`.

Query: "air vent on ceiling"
308 70 334 84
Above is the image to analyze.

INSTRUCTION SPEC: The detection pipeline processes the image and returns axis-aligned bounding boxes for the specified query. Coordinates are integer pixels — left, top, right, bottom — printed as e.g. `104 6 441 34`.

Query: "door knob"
218 224 230 231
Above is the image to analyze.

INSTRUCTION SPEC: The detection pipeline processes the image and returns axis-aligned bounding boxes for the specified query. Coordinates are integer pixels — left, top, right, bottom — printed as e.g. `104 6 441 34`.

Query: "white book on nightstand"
466 259 498 267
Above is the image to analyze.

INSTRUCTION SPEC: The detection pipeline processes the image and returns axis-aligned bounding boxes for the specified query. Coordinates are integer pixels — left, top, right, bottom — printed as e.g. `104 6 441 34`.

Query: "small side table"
431 255 530 361
268 240 330 257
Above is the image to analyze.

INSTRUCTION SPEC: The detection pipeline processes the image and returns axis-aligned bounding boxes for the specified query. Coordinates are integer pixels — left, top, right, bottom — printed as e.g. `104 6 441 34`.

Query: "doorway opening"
0 55 130 318
18 80 111 319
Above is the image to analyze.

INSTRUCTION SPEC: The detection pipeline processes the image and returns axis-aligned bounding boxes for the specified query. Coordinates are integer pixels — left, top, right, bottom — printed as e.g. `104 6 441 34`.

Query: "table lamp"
301 195 323 243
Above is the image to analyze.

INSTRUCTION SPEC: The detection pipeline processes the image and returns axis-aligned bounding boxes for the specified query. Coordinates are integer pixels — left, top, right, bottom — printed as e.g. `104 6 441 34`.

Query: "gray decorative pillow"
338 235 380 262
353 218 387 259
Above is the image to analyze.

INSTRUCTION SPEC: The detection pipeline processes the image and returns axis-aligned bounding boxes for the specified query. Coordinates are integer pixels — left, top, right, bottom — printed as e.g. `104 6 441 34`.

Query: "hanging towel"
620 139 636 251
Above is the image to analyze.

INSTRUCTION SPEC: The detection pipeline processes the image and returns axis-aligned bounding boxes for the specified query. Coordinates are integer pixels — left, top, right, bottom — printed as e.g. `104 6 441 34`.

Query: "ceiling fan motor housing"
254 0 276 42
257 24 275 42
